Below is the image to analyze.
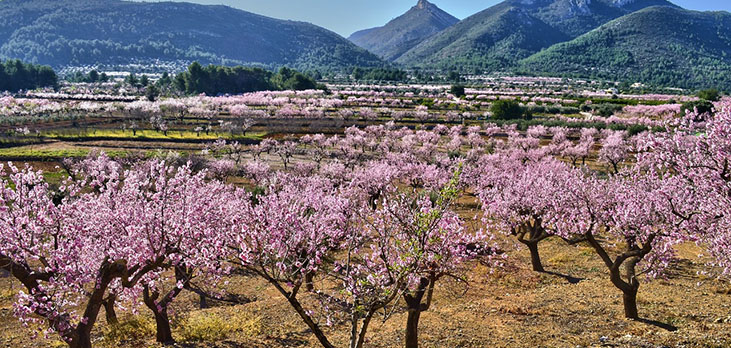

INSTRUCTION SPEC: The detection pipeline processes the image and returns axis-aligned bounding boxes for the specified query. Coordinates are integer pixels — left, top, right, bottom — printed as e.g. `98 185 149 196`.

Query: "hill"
348 0 458 61
519 6 731 90
0 0 384 72
395 0 678 71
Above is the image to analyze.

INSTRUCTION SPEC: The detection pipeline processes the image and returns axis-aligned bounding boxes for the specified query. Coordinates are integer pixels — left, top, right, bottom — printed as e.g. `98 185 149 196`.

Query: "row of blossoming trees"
4 89 704 130
1 102 730 348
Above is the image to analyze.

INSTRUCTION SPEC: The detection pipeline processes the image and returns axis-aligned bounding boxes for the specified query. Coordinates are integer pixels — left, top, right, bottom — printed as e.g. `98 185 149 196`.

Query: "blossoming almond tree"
598 130 630 174
0 163 165 348
230 174 350 348
477 157 578 272
101 161 238 344
551 168 682 319
638 103 731 281
366 169 495 348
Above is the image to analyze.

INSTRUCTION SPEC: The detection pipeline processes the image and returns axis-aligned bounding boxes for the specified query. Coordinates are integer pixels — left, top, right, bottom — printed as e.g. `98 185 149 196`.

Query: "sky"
132 0 731 37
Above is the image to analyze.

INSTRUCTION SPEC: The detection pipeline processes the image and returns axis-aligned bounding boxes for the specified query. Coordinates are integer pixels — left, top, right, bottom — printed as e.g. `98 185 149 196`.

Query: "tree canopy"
0 59 58 92
173 63 322 95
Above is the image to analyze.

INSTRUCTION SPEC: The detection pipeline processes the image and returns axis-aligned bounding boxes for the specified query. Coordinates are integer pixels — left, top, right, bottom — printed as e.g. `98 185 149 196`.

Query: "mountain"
348 0 458 61
395 0 678 71
0 0 384 72
520 6 731 90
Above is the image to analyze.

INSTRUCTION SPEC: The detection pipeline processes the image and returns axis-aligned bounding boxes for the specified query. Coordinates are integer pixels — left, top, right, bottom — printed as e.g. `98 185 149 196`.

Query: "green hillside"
396 0 677 71
520 6 731 90
0 0 384 72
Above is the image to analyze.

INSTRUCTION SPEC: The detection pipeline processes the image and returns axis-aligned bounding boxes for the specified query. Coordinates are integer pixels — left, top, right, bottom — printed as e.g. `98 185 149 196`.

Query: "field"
0 78 729 348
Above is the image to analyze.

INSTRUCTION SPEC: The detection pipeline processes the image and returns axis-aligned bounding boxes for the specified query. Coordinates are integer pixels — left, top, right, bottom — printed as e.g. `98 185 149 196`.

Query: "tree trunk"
198 292 209 309
285 294 334 348
403 277 432 348
66 332 92 348
622 286 639 320
515 222 548 273
526 241 545 272
143 287 176 345
153 309 174 344
305 272 315 292
349 314 359 348
266 278 335 348
103 296 118 326
405 309 421 348
584 232 653 321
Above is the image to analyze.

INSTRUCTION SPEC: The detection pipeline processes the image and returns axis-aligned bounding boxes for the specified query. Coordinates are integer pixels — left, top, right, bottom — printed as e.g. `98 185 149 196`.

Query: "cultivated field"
0 78 729 348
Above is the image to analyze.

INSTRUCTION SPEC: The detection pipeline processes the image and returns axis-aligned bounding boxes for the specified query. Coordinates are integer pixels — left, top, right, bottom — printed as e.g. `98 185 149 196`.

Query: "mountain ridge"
347 0 458 61
0 0 385 72
395 0 678 70
519 6 731 90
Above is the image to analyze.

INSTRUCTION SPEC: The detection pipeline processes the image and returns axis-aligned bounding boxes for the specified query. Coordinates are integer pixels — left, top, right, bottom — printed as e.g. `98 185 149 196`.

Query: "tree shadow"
637 318 678 332
540 270 584 284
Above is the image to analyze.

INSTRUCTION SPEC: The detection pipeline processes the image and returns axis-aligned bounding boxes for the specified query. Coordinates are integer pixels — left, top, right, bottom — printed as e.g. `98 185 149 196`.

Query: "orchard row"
1 102 730 348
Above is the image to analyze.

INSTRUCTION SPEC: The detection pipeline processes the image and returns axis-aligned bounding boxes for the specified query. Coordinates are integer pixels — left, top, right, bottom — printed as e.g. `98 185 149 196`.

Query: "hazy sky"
133 0 731 37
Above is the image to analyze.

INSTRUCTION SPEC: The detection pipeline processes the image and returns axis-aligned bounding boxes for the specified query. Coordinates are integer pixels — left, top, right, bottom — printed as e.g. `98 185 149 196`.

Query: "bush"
0 287 13 301
682 100 714 117
450 85 466 98
697 88 720 102
526 105 580 115
179 308 261 342
103 316 156 345
490 100 525 120
592 103 623 117
626 124 649 136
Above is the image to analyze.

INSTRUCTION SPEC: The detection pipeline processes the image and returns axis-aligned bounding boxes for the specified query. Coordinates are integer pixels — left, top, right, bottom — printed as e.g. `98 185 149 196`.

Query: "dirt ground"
2 233 729 348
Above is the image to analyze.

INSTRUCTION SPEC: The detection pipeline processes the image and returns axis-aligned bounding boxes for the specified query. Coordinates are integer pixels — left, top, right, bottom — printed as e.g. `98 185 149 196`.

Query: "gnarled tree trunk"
514 218 551 273
403 275 438 348
143 286 175 345
585 233 655 320
103 295 119 326
142 267 192 345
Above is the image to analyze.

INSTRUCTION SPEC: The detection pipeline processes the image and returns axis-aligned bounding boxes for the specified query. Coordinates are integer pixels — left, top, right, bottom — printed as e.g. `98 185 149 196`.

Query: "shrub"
0 286 14 301
450 85 466 98
179 308 261 342
682 100 714 117
103 316 156 345
697 88 720 101
626 124 649 136
592 103 623 117
490 100 525 120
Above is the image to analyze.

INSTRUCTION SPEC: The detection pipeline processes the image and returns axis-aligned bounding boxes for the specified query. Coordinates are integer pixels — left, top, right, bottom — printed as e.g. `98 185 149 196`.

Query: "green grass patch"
102 316 156 346
0 148 131 161
41 129 267 142
42 170 70 185
178 308 261 342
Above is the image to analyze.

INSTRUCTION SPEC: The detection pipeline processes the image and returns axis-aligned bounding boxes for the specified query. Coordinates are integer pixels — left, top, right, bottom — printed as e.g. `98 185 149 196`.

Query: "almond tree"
0 163 164 348
551 168 682 319
360 169 495 348
229 174 350 348
477 157 577 272
638 103 731 281
598 130 629 174
95 161 238 344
